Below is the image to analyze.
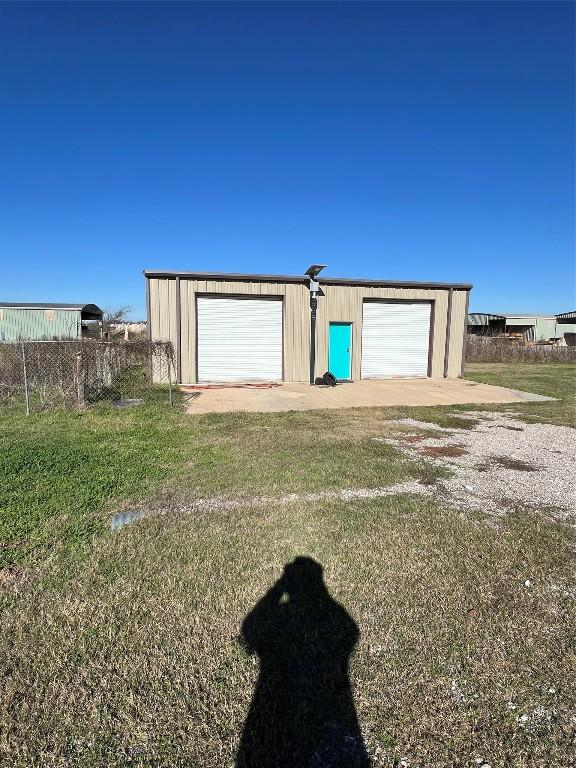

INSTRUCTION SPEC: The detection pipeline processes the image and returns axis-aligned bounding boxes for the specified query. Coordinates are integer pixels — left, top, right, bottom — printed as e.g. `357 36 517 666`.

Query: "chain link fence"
0 340 175 414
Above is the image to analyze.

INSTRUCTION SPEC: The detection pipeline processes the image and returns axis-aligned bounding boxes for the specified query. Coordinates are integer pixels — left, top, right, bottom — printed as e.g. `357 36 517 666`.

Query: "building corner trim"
145 276 151 339
175 276 182 384
460 290 470 377
443 287 453 377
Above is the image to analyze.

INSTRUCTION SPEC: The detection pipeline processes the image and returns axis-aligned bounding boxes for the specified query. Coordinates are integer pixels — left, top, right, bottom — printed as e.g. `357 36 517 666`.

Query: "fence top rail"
2 339 155 345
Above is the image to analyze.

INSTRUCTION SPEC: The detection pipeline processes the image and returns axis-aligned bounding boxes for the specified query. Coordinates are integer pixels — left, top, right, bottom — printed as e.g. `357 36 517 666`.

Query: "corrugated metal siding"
148 276 469 383
557 323 576 338
315 285 449 379
533 318 559 342
446 290 467 377
498 317 557 342
149 277 309 383
0 308 80 341
467 313 504 326
148 278 178 381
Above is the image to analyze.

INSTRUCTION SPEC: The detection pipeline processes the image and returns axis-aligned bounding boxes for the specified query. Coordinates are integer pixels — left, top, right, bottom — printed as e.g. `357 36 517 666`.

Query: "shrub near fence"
466 335 576 363
0 339 175 413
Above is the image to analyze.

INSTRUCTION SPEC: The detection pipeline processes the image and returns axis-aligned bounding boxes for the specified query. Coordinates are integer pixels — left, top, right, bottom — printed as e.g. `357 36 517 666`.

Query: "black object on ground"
322 371 337 387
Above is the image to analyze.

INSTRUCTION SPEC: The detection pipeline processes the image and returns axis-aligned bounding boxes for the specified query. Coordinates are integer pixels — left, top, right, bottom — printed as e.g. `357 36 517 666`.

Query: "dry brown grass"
2 496 575 768
466 337 576 364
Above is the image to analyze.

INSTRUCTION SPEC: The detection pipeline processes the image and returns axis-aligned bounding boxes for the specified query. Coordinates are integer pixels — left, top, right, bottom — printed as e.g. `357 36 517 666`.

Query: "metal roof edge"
0 302 103 314
143 270 308 284
143 270 473 291
469 312 557 320
556 311 576 321
467 312 506 320
321 276 473 290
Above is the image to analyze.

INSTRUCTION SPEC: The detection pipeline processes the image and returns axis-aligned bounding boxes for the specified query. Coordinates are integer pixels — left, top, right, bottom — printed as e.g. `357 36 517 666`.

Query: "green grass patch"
2 363 574 568
1 362 574 764
465 362 576 427
2 497 574 767
0 405 440 568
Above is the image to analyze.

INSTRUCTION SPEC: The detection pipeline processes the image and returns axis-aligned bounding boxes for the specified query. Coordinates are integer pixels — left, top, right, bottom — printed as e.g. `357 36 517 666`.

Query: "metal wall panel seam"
443 288 453 377
175 276 182 383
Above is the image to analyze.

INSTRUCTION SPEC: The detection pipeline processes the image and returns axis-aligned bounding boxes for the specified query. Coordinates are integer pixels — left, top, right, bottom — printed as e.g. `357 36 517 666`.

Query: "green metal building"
0 302 103 341
467 312 576 343
557 311 576 346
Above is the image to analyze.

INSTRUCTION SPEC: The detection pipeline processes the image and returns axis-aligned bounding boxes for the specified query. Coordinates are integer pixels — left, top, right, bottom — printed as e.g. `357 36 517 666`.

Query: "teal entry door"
328 322 352 380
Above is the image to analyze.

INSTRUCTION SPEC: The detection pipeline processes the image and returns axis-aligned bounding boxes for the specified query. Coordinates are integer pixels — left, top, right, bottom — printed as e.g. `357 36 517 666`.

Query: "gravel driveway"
380 411 576 520
111 410 575 531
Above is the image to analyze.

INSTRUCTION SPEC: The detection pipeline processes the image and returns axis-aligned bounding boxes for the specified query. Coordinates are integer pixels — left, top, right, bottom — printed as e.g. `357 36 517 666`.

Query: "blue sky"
0 2 573 319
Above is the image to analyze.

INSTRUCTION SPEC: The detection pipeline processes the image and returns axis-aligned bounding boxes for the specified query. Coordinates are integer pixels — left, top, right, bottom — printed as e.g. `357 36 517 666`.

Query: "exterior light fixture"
305 264 327 279
305 264 327 383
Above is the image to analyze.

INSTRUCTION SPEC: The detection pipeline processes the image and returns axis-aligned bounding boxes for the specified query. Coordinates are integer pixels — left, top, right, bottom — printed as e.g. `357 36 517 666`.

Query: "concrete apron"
181 378 553 415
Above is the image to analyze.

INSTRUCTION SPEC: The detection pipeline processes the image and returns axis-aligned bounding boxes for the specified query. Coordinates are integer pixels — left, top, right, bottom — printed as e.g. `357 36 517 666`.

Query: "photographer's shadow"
236 557 370 768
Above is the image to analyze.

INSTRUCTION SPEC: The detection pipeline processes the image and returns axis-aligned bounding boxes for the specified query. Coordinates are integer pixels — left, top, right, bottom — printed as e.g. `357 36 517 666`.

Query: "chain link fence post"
148 340 154 386
76 351 86 409
21 341 30 416
166 349 173 406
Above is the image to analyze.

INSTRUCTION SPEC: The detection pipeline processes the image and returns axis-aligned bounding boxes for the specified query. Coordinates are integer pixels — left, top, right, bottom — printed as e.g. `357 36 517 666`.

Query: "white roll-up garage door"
361 301 431 378
197 296 283 382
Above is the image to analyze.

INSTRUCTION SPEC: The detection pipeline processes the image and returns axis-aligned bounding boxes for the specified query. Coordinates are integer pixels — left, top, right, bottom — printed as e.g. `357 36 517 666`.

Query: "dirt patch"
396 434 429 444
476 457 538 473
110 480 436 529
419 445 468 458
0 566 26 589
488 456 538 472
0 540 26 551
419 475 441 486
379 412 576 519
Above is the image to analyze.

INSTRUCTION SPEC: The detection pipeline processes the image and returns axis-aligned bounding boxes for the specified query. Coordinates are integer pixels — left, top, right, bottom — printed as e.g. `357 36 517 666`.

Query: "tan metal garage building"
145 270 471 385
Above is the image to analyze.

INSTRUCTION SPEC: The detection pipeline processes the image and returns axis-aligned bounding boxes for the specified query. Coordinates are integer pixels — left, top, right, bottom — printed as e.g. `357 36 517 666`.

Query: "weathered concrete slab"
181 378 554 415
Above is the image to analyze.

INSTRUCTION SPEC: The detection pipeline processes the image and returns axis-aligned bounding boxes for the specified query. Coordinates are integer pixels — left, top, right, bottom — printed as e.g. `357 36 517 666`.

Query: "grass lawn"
1 363 575 767
465 362 576 428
